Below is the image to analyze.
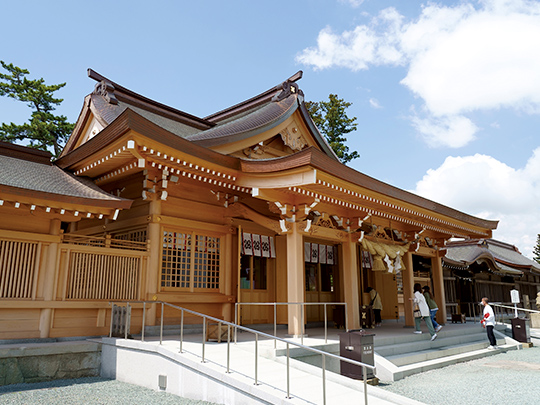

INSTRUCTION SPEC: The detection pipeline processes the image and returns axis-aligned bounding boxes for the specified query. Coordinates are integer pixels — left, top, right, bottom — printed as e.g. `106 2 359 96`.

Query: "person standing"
423 285 443 332
411 283 437 341
366 287 382 327
481 297 498 349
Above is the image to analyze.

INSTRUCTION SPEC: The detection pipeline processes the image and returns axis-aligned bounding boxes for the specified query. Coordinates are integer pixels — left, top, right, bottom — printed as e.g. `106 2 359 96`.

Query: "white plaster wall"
100 339 277 405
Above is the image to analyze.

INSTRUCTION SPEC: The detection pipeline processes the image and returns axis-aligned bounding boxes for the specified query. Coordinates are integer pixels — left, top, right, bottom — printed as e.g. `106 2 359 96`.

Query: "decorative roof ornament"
272 80 304 102
280 127 307 152
93 80 118 105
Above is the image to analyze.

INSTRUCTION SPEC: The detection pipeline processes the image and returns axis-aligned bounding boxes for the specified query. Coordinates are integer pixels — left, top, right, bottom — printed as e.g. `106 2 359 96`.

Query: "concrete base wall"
0 341 101 386
100 338 279 405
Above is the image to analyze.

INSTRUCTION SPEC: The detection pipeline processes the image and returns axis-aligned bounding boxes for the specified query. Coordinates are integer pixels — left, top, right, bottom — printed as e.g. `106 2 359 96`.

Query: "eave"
237 147 498 239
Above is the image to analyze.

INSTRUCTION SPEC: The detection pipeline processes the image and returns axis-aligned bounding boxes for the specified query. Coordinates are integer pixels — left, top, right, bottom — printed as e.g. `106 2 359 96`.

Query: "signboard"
510 289 520 304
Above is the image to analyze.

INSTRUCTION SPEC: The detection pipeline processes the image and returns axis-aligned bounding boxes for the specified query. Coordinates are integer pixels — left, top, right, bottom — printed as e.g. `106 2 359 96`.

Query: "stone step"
385 337 506 366
386 344 515 381
375 332 489 357
373 323 506 347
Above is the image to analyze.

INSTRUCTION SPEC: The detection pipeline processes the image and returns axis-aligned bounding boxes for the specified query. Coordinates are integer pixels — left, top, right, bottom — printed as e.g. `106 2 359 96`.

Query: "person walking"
423 285 443 332
481 297 498 349
366 287 382 327
410 283 437 341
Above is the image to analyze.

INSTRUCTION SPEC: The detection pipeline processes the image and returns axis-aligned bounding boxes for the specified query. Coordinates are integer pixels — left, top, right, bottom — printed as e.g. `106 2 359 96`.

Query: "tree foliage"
306 94 359 164
0 61 74 157
533 234 540 264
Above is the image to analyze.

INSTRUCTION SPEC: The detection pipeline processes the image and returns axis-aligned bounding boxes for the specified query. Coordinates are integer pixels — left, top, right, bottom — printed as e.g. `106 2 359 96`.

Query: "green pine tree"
533 234 540 264
0 61 74 157
306 94 359 164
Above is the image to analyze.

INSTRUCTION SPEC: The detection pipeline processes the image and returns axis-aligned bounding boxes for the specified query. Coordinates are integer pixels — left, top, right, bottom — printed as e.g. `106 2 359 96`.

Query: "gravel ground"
379 346 540 405
0 377 220 405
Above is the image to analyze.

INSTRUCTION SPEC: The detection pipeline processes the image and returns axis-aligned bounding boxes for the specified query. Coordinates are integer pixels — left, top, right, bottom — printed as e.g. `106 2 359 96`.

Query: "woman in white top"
411 283 437 340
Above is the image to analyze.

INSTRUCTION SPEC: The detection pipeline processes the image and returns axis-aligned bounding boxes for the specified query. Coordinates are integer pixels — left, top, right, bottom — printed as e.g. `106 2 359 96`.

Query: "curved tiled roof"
444 239 540 276
91 95 202 138
0 154 129 206
187 96 298 146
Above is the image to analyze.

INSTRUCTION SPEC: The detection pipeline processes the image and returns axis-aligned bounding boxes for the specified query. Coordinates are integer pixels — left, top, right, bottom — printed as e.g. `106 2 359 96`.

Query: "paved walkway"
1 320 538 405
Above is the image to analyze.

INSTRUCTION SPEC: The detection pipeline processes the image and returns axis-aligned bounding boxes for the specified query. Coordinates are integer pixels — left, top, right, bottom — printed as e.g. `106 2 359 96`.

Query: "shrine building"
0 70 499 339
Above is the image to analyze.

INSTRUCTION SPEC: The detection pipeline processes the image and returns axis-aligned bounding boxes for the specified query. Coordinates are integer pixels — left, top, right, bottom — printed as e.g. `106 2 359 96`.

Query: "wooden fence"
0 239 41 299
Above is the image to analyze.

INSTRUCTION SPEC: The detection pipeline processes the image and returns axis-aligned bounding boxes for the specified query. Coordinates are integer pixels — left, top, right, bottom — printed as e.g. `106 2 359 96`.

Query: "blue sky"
2 0 539 257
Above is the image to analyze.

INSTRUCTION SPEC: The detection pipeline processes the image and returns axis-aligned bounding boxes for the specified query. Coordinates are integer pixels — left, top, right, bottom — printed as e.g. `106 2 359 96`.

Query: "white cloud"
411 115 478 148
297 0 540 148
369 98 382 108
339 0 365 7
412 148 540 257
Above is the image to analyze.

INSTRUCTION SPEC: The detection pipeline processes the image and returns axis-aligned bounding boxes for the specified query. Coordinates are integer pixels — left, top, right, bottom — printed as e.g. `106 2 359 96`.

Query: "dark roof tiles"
187 96 297 145
0 154 127 203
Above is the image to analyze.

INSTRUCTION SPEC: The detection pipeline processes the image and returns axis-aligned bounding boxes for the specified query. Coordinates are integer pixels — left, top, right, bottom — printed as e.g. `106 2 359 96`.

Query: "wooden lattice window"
161 230 220 291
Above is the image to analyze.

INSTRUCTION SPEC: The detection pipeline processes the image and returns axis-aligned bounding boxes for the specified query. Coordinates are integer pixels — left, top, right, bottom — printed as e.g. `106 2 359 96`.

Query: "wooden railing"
0 238 41 299
62 234 148 251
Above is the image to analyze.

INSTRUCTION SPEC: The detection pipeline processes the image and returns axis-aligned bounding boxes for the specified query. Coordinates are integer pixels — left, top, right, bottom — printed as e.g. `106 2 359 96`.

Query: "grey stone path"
379 346 540 405
0 377 219 405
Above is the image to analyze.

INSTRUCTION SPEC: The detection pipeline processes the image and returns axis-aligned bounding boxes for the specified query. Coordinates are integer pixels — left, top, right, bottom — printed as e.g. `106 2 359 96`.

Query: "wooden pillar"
222 232 233 322
39 219 61 338
286 222 304 336
432 252 447 325
146 198 162 326
403 251 415 327
342 235 360 329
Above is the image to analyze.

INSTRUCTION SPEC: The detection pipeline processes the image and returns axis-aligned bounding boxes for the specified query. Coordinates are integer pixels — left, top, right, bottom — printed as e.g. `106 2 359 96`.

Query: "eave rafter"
249 170 490 239
0 198 119 221
83 139 252 200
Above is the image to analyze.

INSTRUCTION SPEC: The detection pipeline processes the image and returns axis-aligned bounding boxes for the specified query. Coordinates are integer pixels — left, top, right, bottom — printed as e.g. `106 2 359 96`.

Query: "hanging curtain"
242 232 276 258
303 243 335 264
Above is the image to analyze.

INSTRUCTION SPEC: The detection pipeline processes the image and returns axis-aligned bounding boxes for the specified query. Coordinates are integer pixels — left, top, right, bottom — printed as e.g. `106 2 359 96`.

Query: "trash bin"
339 330 375 380
359 305 374 329
511 318 530 343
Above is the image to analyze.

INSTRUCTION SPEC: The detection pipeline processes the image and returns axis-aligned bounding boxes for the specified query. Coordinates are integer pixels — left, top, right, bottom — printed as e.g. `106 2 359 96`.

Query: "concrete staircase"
274 323 522 383
373 324 520 381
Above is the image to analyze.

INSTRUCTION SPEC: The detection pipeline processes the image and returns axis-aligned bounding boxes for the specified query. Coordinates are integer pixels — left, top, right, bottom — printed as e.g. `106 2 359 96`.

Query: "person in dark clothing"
366 287 382 327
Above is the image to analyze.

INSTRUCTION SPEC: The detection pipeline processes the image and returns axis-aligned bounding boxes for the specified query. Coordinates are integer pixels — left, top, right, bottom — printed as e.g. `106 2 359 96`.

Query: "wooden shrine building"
0 70 499 340
443 238 540 316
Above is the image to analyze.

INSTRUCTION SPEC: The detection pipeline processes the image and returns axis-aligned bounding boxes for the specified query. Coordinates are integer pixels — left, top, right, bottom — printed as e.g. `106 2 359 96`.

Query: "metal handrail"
490 303 540 323
234 301 348 347
109 300 374 405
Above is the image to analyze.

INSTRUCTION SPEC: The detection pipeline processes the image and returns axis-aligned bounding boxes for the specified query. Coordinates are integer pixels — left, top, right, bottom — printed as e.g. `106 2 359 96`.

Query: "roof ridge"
87 69 212 129
203 71 303 123
0 141 52 165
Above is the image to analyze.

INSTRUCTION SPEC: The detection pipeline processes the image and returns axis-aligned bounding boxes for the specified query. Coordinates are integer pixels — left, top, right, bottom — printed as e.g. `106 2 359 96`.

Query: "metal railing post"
179 309 184 353
160 302 164 345
274 303 277 349
286 342 290 399
322 354 326 405
345 302 348 331
141 302 146 342
363 367 368 405
254 333 259 385
202 316 206 362
124 303 129 340
324 303 328 343
226 325 231 374
109 303 114 338
234 303 238 344
301 303 304 345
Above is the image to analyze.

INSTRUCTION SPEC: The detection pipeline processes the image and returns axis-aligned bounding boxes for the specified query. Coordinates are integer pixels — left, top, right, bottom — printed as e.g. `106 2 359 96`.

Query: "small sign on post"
510 289 520 318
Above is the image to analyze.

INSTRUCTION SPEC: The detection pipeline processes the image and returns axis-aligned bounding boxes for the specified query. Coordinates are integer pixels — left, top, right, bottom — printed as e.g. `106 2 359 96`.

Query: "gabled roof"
444 238 540 276
61 69 339 161
0 141 131 209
